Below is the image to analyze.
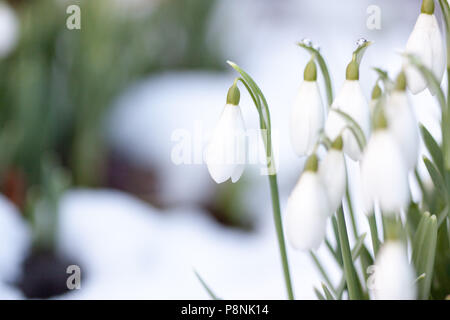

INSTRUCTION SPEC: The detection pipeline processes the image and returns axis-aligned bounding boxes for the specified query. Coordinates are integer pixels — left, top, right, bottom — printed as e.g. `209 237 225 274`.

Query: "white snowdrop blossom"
373 241 417 300
205 84 246 184
385 73 420 170
325 61 370 161
404 0 445 94
361 113 410 214
286 155 330 250
0 2 19 58
319 137 346 215
290 60 325 157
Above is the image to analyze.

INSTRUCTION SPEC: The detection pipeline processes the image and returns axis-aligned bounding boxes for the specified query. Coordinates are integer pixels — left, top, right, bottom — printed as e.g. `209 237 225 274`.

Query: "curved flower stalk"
319 136 346 215
205 83 246 183
361 110 410 214
286 155 330 250
372 241 417 300
290 59 326 156
325 60 370 161
225 61 295 300
385 72 420 171
404 0 445 94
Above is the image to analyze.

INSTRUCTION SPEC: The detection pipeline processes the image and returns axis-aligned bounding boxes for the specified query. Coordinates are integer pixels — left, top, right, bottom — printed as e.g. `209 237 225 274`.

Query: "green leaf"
336 206 364 300
412 213 438 299
368 213 380 256
296 42 333 106
194 270 220 300
321 283 336 300
310 251 336 296
420 124 444 175
423 156 448 203
314 287 326 300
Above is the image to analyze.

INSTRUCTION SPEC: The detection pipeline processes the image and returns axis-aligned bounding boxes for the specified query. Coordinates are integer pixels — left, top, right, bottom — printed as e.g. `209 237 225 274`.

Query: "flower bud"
304 59 317 81
346 60 359 81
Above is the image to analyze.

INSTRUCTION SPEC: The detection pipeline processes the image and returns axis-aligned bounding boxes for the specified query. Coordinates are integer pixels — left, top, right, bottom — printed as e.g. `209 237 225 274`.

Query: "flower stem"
268 174 295 300
368 213 380 256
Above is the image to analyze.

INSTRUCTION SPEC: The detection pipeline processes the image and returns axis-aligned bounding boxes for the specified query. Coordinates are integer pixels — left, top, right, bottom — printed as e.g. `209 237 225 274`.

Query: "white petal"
0 2 18 58
385 92 419 170
286 172 330 250
290 81 325 156
404 14 435 94
205 104 246 183
361 131 410 214
430 14 445 88
325 80 370 161
373 241 417 300
319 149 346 214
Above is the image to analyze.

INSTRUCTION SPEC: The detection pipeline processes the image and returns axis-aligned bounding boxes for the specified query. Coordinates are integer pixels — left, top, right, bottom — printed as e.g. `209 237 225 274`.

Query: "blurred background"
0 0 442 299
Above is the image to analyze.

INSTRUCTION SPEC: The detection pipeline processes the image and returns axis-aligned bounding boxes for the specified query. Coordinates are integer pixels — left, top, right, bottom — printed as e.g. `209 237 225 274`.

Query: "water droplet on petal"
356 38 368 47
301 38 312 47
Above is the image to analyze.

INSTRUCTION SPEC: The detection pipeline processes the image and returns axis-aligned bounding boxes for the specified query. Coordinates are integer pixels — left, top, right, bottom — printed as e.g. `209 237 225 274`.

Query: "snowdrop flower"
325 60 370 161
0 1 19 58
290 59 325 157
319 136 346 215
205 83 246 184
385 72 419 170
286 155 330 250
404 0 445 94
361 110 410 214
372 241 417 300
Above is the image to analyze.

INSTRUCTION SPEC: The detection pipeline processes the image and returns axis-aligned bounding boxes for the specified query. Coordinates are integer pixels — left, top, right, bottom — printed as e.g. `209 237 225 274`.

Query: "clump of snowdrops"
202 0 450 300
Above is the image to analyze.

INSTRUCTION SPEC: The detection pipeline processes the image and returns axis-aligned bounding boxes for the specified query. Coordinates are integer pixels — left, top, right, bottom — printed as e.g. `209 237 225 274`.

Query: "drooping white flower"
286 155 330 250
0 1 19 58
319 136 346 215
404 0 445 94
385 72 420 170
361 111 410 214
205 84 246 184
325 61 370 161
372 241 417 300
290 60 325 157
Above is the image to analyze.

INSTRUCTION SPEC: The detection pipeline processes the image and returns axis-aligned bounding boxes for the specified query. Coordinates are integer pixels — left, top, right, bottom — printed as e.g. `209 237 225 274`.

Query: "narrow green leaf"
194 270 220 300
368 214 380 256
310 251 336 295
314 287 326 300
423 156 448 203
321 283 336 300
336 206 364 299
412 213 438 299
420 124 444 175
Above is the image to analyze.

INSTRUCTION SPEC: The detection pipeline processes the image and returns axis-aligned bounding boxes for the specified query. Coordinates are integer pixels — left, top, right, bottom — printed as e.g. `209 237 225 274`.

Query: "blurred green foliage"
0 0 222 248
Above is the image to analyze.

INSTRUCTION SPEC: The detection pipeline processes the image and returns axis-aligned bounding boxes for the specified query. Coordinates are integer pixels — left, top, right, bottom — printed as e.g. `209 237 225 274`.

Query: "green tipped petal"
304 154 319 172
304 59 317 81
371 83 382 100
394 72 407 91
226 82 240 105
421 0 435 14
346 60 359 80
373 108 388 130
331 136 344 151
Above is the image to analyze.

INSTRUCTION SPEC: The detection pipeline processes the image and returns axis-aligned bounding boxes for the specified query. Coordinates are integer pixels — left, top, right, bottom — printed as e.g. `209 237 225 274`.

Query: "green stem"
268 174 295 300
228 62 294 300
336 206 363 299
